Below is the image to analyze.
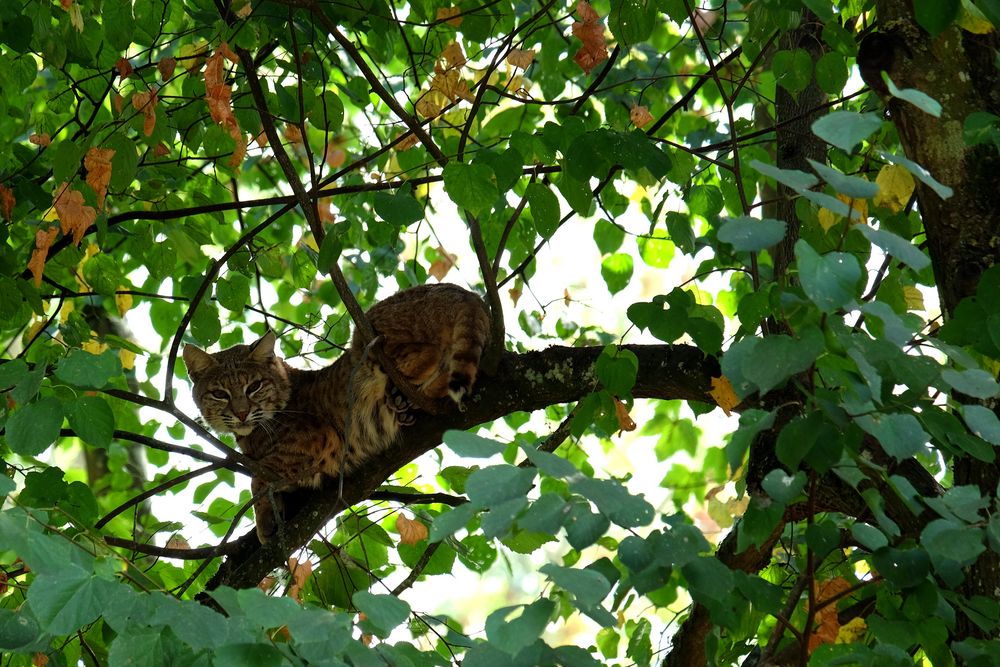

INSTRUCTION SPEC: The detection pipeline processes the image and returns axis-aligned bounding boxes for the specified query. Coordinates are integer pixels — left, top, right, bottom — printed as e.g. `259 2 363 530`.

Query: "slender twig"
96 463 224 529
390 541 442 596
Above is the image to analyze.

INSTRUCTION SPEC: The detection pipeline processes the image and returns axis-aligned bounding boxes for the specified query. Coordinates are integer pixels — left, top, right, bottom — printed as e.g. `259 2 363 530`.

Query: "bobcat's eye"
209 389 230 401
246 379 263 396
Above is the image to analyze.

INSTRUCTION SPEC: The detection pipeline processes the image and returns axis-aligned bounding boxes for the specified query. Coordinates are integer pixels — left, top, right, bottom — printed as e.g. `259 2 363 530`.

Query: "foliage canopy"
1 0 1000 664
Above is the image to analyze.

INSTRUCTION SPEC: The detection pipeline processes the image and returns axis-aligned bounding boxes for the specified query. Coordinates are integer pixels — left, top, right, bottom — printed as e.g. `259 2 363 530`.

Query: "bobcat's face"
183 332 290 436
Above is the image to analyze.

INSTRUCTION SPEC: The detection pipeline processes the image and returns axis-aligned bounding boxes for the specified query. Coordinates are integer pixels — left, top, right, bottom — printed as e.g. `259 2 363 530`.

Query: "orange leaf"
157 57 177 80
234 0 253 18
283 124 304 144
614 397 637 432
0 183 14 221
630 105 654 129
508 285 522 306
115 57 133 79
572 0 608 75
84 147 115 210
29 134 51 147
204 48 247 167
165 536 190 550
396 515 429 545
131 87 159 137
152 143 170 157
709 375 739 416
112 94 125 116
28 227 59 287
325 146 346 169
808 577 853 653
53 183 96 246
32 652 48 667
563 288 572 306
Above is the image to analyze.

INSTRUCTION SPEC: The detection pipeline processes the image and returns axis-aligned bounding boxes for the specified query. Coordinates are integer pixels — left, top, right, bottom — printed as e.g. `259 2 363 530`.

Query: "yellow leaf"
508 285 522 306
82 338 108 355
817 206 839 232
119 348 136 371
902 285 924 311
115 288 133 316
873 164 915 213
836 617 867 644
957 1 995 34
68 3 83 32
396 515 429 545
709 375 739 416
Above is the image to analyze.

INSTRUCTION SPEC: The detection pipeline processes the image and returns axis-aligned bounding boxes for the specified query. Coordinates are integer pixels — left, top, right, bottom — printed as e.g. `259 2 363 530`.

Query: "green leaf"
942 368 1000 399
308 91 345 131
883 75 942 117
466 465 536 507
594 346 638 396
212 644 287 667
28 566 115 635
0 608 40 651
443 430 505 458
67 396 115 448
795 240 861 312
637 232 674 268
526 182 560 239
807 159 880 199
914 0 960 35
811 112 883 153
749 159 818 190
564 502 611 550
593 219 624 254
815 52 848 95
55 348 122 389
961 405 1000 444
626 618 653 666
856 225 931 272
6 397 63 456
570 477 654 528
485 599 555 656
443 162 498 216
871 547 931 588
772 48 813 96
373 189 424 227
352 592 411 638
736 327 824 396
717 216 787 251
540 563 612 608
216 273 251 312
0 359 28 391
190 302 222 347
600 253 633 294
855 412 929 459
609 0 655 45
761 469 806 504
922 518 985 565
429 503 477 542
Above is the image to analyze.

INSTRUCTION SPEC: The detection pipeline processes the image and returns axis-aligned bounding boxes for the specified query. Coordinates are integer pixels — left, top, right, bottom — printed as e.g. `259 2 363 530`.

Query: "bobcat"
182 283 491 542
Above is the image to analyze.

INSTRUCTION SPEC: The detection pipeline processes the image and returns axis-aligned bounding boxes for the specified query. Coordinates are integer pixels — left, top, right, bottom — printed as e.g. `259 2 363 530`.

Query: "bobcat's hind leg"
387 384 416 425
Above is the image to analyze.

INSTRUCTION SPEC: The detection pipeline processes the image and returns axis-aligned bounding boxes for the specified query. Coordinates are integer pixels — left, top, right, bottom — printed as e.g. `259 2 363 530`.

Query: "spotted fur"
183 283 490 542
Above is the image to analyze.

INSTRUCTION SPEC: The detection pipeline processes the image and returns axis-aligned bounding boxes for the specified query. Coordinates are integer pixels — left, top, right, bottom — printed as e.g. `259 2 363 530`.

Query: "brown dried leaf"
234 0 253 18
115 57 133 79
204 49 247 166
630 105 654 129
429 246 457 281
436 6 462 26
572 0 608 75
152 143 170 157
157 57 177 81
53 183 96 246
506 48 536 69
84 147 115 210
709 375 739 416
287 557 313 602
0 570 7 595
28 227 59 287
131 87 159 137
165 536 190 550
325 146 347 169
0 184 14 221
396 515 429 545
613 397 637 432
395 131 418 151
112 94 125 116
441 41 466 69
284 124 304 145
29 134 51 147
32 653 48 667
508 286 522 306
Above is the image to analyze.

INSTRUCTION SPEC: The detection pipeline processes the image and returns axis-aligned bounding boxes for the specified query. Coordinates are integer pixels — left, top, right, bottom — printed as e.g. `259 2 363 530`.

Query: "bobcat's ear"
182 344 216 379
248 330 277 363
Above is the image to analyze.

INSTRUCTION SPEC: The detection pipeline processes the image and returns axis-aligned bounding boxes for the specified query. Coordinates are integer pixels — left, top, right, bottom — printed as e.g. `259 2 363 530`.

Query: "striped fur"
183 283 490 542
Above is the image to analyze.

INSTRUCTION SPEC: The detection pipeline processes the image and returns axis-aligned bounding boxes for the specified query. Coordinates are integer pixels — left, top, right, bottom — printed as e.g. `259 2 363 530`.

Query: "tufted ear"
248 330 277 363
182 344 216 380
